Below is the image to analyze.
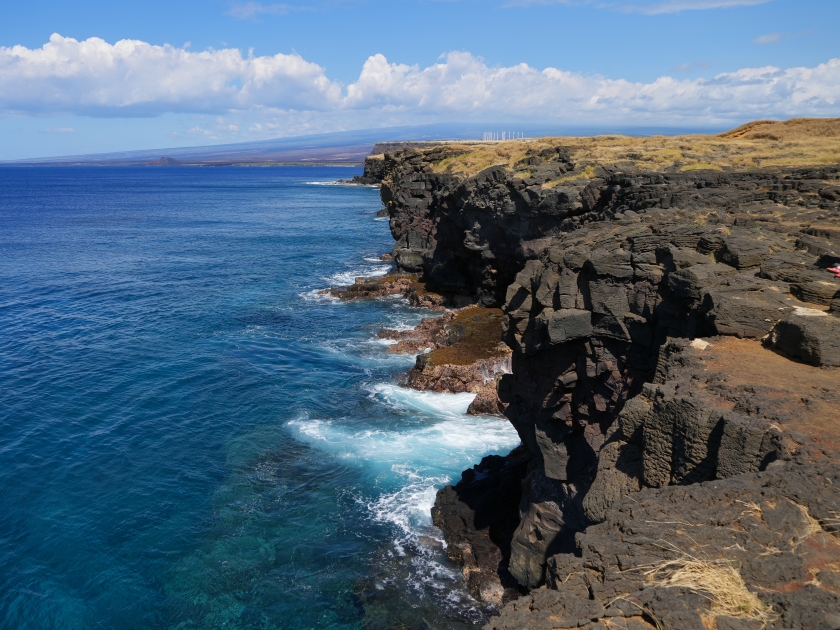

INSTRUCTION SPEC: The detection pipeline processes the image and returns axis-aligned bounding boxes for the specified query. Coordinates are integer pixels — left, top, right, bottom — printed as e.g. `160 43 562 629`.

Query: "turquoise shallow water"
0 167 520 630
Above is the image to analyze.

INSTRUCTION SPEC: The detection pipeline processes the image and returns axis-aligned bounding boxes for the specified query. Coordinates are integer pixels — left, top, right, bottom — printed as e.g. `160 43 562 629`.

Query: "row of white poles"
482 132 525 141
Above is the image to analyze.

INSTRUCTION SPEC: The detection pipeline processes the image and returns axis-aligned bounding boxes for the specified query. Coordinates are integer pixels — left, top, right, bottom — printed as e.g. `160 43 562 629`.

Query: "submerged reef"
366 118 840 629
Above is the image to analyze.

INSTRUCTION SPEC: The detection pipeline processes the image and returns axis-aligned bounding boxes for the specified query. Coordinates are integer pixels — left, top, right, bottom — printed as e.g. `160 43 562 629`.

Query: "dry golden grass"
642 552 775 626
719 117 840 141
424 117 840 179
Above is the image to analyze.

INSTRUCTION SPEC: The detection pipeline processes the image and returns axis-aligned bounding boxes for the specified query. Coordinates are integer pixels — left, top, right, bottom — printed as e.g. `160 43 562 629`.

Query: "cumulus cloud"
1 35 839 127
343 51 839 125
0 34 341 116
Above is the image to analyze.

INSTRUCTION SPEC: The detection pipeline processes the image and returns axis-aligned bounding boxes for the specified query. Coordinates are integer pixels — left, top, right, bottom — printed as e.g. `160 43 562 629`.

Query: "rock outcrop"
375 124 840 628
381 305 512 413
432 447 532 605
344 154 388 185
323 275 465 309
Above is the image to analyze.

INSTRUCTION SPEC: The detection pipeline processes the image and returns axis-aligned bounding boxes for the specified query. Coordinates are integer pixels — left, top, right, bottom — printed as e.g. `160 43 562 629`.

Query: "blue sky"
1 0 838 159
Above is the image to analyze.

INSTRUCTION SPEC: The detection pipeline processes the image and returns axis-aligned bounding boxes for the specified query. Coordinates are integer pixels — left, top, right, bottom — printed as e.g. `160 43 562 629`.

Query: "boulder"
393 248 425 273
766 313 840 367
705 284 802 338
431 448 532 604
790 279 840 306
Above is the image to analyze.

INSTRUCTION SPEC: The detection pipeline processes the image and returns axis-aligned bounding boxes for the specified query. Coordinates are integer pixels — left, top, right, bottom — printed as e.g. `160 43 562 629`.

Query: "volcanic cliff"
374 118 840 630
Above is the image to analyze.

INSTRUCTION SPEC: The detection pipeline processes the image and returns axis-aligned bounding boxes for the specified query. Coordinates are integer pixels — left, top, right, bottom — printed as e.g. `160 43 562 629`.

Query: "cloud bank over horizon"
1 34 838 132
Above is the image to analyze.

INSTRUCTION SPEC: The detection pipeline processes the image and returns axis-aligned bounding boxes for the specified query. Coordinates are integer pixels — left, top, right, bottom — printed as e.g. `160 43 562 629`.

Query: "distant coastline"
1 122 726 167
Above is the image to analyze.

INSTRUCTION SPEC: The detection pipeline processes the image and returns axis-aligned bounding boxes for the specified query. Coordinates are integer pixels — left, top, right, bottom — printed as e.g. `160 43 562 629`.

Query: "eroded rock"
372 143 840 624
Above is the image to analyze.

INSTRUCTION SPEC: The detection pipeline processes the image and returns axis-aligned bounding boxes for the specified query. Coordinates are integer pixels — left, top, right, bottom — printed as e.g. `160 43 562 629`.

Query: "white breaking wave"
367 383 477 419
326 263 391 287
367 466 450 542
286 407 518 469
286 404 518 554
285 384 519 617
303 181 375 187
299 287 340 302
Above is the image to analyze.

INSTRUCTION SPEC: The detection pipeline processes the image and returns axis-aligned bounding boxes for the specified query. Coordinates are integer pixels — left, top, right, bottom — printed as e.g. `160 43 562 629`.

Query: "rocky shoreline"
347 119 840 630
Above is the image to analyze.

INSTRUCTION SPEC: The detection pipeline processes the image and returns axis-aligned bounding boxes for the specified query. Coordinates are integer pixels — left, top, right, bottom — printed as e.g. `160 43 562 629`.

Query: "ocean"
0 166 520 630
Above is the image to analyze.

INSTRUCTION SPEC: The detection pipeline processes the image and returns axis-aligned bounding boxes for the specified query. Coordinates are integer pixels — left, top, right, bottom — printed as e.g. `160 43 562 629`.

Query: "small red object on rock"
828 266 840 278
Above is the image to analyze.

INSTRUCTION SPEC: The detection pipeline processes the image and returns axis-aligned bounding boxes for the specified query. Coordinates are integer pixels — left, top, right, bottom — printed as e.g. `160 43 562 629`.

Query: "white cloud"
342 51 840 125
0 34 341 116
43 127 76 133
186 126 219 139
1 35 839 128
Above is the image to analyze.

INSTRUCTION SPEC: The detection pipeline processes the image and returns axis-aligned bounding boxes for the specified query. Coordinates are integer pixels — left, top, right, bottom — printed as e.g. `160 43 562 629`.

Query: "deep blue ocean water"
0 167 520 630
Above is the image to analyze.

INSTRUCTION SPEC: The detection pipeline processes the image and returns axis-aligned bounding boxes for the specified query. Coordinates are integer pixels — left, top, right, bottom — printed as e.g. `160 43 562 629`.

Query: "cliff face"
378 131 840 628
381 147 579 305
381 145 840 305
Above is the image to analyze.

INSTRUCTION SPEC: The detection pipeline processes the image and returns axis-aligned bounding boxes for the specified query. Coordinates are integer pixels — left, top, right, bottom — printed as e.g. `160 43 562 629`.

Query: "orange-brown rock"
381 306 512 412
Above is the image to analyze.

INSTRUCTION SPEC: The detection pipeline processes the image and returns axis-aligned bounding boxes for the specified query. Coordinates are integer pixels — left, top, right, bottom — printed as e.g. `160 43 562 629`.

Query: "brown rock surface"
382 305 513 405
489 460 840 630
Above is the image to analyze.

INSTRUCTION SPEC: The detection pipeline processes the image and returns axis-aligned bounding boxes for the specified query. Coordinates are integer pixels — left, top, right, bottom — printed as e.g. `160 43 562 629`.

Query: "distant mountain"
1 123 725 166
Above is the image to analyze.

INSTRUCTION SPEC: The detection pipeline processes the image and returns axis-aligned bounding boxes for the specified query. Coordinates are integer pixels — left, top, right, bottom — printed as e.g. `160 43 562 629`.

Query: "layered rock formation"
374 121 840 629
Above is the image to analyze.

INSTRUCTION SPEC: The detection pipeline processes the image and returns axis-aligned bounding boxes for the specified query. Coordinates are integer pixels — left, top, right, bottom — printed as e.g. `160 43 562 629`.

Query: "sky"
0 0 838 160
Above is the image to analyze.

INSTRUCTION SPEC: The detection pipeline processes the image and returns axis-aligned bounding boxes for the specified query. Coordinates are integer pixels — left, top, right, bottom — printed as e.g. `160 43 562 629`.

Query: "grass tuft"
819 511 840 534
643 552 775 626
